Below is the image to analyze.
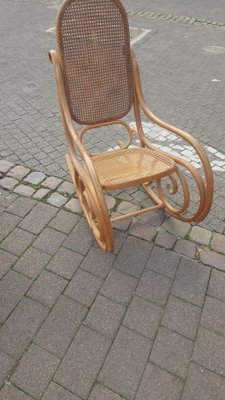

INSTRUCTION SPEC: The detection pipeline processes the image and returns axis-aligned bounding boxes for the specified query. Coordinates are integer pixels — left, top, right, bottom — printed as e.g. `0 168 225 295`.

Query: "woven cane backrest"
56 0 133 125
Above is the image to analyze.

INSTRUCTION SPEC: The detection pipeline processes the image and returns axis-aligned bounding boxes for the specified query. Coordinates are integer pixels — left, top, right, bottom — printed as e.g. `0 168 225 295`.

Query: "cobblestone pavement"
1 159 225 399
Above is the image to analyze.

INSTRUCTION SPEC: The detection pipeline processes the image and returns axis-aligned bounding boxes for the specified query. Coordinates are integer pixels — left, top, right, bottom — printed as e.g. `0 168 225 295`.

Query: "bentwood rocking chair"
49 0 213 252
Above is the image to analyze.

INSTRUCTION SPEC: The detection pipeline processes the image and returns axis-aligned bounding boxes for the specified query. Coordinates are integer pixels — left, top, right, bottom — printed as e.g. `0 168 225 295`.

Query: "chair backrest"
56 0 133 125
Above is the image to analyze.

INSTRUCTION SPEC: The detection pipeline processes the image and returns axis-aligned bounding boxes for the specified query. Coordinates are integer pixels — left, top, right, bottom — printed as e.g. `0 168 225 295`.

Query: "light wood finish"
49 0 214 252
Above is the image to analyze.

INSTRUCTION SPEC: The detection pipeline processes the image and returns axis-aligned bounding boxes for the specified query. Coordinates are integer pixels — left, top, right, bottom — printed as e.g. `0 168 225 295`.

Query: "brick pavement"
1 160 225 399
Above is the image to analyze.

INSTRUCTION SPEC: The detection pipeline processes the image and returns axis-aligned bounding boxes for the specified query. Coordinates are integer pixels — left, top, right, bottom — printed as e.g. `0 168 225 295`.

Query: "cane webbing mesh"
92 148 176 188
57 0 133 125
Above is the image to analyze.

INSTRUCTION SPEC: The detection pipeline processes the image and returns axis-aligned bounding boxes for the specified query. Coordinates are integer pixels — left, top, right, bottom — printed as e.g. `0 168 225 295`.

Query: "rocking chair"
49 0 213 252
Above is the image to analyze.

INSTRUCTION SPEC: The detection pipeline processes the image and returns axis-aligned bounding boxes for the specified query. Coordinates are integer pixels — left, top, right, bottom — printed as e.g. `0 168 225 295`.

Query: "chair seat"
92 147 176 189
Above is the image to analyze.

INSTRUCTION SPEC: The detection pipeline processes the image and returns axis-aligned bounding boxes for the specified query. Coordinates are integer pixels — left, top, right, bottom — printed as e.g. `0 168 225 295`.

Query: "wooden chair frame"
49 1 213 252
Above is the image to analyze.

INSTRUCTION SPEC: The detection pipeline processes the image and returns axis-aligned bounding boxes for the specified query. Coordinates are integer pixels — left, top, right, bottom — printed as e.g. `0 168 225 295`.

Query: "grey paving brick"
6 197 36 218
112 230 128 255
58 181 75 195
55 325 111 399
136 270 172 306
7 165 30 180
155 231 176 249
33 188 49 199
162 296 201 340
80 247 115 278
138 210 165 226
0 190 17 209
146 246 180 278
123 295 163 339
35 295 87 357
47 192 67 207
32 227 66 256
64 198 83 213
27 270 67 308
42 176 62 190
0 249 17 279
0 270 31 321
99 326 151 399
200 249 225 271
105 195 116 210
114 236 152 278
42 382 81 400
48 209 80 234
64 219 94 255
111 212 132 232
193 327 225 376
100 269 137 305
163 218 190 237
84 294 125 339
117 201 140 215
65 269 103 307
14 184 35 197
0 160 14 173
150 327 193 378
182 362 225 400
0 297 48 359
13 247 51 279
47 247 83 280
208 269 225 302
190 226 212 246
19 203 57 234
0 228 35 256
0 385 33 400
12 344 60 399
0 212 21 237
175 239 196 258
129 220 156 242
24 171 45 185
136 363 183 400
89 383 125 400
0 177 18 190
0 351 15 387
201 296 225 336
172 257 210 306
211 233 225 254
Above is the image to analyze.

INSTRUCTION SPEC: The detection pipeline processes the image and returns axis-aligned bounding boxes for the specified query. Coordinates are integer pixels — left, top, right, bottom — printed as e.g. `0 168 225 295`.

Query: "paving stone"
0 351 15 387
163 218 190 237
136 363 183 400
211 233 225 254
0 190 17 208
33 188 49 199
0 297 48 359
175 238 196 258
42 176 62 190
84 294 125 339
114 236 152 278
0 177 18 190
35 295 87 357
47 247 83 280
100 269 137 305
208 269 225 302
0 228 35 256
24 171 45 185
155 231 176 249
113 230 128 255
55 325 111 399
105 195 116 209
89 383 125 400
182 362 225 400
48 209 80 234
80 247 115 278
32 227 66 255
146 246 180 278
111 212 132 231
8 165 30 179
200 249 225 271
123 296 163 339
0 385 33 400
190 226 212 246
63 219 94 255
47 192 67 207
0 249 17 279
0 160 14 173
14 247 51 279
42 382 81 400
0 211 21 237
201 296 225 336
162 295 201 340
129 220 157 242
65 269 103 307
19 203 57 234
64 198 83 213
27 270 67 308
0 270 31 321
138 210 165 227
14 184 35 197
150 326 193 378
99 326 151 399
58 181 75 195
136 270 172 306
172 257 210 307
193 327 225 377
12 343 60 399
117 201 140 215
6 197 36 217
